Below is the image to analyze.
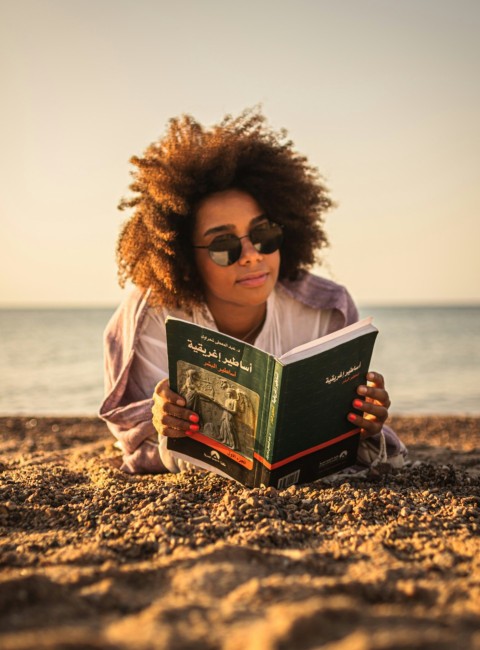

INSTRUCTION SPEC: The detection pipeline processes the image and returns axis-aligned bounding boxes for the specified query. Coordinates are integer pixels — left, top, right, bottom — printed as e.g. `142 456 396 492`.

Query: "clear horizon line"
1 300 480 310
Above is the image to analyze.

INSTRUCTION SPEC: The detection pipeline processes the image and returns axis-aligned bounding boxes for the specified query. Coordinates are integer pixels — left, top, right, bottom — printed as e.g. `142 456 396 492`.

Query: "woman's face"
193 189 280 314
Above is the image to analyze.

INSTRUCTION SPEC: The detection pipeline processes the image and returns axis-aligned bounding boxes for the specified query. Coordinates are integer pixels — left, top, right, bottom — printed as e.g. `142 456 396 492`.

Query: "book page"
279 317 376 365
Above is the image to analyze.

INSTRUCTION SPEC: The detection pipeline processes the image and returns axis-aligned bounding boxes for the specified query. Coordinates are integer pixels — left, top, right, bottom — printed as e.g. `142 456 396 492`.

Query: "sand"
0 415 479 649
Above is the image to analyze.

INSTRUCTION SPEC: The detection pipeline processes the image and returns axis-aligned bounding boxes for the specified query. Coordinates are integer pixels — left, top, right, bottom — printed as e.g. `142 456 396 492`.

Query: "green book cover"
166 317 378 488
166 318 275 487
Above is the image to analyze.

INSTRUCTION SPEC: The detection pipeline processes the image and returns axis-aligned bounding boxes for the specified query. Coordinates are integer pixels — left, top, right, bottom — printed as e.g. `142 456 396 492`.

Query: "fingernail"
357 385 367 395
348 413 357 422
353 399 363 409
177 399 186 406
367 372 375 380
189 414 199 423
189 424 200 431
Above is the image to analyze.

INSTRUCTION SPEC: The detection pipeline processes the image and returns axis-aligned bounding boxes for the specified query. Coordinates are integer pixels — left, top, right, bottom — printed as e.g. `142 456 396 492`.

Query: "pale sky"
1 0 479 306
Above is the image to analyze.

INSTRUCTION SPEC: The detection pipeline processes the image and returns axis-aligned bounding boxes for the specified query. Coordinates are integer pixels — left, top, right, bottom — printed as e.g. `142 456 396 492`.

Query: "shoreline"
1 415 479 648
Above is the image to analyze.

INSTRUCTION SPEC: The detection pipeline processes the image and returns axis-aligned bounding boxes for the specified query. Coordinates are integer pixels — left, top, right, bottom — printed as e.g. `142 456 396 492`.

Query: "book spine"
255 359 283 487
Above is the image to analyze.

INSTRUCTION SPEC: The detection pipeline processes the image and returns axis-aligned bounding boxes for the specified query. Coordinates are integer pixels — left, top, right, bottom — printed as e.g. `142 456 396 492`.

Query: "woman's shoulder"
113 286 151 318
104 287 157 353
106 288 198 347
278 271 355 310
105 287 145 328
277 271 359 329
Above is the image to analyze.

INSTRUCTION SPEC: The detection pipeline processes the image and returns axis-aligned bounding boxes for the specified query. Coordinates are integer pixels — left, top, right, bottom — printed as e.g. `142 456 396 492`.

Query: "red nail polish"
348 413 357 422
353 399 363 409
189 424 200 431
189 414 199 423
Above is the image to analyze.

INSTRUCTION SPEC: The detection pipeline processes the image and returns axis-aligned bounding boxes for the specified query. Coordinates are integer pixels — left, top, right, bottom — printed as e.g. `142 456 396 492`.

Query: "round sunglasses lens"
252 223 283 254
208 238 242 266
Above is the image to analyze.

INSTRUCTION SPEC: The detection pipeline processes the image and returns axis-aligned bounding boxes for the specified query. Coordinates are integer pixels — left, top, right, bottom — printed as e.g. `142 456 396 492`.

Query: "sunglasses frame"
192 220 284 267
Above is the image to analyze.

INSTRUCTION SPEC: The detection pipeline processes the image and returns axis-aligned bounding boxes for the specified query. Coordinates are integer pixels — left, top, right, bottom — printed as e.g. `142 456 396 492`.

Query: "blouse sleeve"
99 293 168 474
127 310 169 401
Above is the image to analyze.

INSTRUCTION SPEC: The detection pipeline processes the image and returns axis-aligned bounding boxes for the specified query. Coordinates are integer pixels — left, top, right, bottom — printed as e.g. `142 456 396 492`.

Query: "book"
165 317 378 488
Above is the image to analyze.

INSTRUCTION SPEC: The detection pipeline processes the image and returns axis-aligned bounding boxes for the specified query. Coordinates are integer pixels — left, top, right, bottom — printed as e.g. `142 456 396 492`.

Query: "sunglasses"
193 220 283 267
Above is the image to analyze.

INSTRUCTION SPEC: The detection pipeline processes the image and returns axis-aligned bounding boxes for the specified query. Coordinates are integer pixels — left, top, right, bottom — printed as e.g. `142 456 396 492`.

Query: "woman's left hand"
348 371 391 438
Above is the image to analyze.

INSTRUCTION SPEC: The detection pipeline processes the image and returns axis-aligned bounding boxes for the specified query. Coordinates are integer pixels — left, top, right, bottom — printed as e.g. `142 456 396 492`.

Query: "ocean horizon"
1 304 479 417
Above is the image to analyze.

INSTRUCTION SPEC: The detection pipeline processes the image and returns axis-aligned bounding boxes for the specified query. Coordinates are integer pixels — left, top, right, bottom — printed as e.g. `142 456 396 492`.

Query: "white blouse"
128 284 333 399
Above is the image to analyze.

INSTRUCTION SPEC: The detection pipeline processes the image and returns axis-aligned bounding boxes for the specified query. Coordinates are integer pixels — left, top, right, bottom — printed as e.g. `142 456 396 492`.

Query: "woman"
100 110 406 474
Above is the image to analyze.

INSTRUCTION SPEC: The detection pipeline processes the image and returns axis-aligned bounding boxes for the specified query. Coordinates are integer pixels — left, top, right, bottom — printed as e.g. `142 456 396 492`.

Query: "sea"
0 306 479 416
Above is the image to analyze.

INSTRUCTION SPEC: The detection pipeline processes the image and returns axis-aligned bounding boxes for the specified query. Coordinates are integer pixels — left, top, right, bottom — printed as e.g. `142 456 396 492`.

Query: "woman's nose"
238 236 262 264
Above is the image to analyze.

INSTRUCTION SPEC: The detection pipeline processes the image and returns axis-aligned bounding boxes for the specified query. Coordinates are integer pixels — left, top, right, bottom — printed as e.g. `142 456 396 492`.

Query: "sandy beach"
1 415 479 649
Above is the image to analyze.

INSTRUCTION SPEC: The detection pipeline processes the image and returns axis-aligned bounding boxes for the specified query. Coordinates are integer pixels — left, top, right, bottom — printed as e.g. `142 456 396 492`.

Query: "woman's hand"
152 378 200 438
348 371 391 438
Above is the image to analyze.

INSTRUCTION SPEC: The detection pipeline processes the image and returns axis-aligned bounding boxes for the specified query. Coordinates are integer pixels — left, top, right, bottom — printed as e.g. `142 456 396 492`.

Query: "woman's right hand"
152 378 200 438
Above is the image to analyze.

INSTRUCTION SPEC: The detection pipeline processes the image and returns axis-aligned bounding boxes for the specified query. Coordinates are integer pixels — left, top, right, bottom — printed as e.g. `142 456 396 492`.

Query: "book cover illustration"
176 361 260 469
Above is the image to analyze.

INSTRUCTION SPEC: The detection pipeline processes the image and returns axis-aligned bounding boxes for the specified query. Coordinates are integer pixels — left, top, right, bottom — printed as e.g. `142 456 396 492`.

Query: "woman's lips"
236 273 269 288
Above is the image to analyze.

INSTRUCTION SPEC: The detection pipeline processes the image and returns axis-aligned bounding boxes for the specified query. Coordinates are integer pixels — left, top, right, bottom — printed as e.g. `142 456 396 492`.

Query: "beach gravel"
0 415 479 649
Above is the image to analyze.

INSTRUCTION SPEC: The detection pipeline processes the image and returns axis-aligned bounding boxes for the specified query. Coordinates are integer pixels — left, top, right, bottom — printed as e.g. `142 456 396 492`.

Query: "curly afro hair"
117 108 333 311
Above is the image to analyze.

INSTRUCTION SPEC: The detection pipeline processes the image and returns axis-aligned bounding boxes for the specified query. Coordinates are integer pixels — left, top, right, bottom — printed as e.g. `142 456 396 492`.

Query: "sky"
1 0 479 307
